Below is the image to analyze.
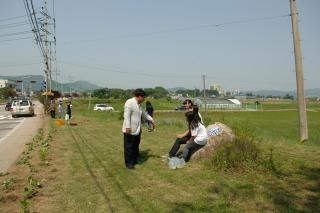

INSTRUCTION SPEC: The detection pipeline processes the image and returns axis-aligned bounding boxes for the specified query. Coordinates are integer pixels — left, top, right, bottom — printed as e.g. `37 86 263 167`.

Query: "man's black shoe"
126 164 135 169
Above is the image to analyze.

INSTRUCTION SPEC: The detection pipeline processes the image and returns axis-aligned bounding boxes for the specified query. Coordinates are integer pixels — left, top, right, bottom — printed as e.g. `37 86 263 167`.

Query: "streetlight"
30 80 37 97
17 76 33 97
16 80 23 96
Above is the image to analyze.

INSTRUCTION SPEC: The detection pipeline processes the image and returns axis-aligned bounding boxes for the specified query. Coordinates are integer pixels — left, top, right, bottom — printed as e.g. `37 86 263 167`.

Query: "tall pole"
21 81 24 96
289 0 308 142
88 92 92 110
202 75 207 115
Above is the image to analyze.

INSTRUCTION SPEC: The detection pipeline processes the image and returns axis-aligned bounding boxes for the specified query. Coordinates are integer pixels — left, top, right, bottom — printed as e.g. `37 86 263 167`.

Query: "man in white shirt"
122 89 155 169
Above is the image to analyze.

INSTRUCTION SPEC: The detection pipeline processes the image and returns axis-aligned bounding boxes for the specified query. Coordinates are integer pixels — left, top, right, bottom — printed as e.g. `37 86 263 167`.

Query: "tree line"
90 87 169 99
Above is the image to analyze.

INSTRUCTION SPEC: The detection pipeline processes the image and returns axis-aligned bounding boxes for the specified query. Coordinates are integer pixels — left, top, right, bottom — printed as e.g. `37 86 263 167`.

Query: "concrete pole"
289 0 308 142
21 81 24 97
203 75 207 114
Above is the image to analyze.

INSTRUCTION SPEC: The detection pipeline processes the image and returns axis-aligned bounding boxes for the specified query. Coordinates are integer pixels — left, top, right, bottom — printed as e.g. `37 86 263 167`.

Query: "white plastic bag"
168 157 185 169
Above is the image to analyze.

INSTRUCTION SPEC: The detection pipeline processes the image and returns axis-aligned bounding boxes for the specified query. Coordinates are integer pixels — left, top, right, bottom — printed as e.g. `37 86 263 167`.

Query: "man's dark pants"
123 133 141 167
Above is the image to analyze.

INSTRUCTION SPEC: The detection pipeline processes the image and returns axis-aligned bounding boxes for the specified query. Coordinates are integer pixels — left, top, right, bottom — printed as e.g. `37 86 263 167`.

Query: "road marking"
0 115 13 120
0 127 14 131
0 118 25 144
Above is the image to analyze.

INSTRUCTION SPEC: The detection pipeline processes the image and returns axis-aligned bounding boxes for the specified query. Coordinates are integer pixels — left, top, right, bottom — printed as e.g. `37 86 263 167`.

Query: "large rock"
192 122 235 159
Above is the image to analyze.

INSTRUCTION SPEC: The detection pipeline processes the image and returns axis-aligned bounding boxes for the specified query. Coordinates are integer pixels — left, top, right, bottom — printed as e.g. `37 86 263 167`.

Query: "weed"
2 178 13 190
27 143 34 151
27 176 42 188
24 186 37 199
0 172 9 177
20 198 30 213
39 147 48 161
16 155 29 165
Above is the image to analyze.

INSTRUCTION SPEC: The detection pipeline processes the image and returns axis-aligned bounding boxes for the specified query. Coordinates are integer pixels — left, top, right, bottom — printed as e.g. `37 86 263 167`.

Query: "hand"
152 121 156 129
125 128 132 134
176 133 183 138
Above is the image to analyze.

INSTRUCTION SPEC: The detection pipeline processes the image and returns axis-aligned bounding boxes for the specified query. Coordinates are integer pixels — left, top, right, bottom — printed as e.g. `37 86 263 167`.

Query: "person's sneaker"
161 154 170 163
161 154 169 158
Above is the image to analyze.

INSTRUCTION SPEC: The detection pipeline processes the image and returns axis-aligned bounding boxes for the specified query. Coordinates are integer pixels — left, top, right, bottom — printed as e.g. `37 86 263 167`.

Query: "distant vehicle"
93 104 114 111
175 105 187 111
5 102 12 111
11 99 35 118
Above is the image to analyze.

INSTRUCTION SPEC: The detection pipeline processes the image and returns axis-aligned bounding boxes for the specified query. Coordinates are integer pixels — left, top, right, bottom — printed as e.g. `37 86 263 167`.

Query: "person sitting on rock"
167 104 203 158
180 111 208 162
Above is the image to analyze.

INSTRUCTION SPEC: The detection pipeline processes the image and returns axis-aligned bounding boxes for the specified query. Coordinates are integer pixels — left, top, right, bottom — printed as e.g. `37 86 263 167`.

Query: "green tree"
0 87 16 98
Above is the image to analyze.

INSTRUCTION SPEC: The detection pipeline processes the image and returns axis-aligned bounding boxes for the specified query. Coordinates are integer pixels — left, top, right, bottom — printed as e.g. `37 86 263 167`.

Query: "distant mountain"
56 80 101 93
304 88 320 97
0 75 101 92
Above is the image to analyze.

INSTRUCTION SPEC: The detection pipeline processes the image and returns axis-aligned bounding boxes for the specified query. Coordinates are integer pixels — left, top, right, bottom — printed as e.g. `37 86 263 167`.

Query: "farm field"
1 99 320 212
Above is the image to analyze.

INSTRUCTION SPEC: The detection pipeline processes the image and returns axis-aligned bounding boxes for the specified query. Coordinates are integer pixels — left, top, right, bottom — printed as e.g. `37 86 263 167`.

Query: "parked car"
175 105 187 111
5 102 12 111
93 104 114 111
11 99 35 118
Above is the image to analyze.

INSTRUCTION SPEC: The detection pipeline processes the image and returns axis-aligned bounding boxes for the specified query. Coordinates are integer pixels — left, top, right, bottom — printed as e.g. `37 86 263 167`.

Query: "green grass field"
28 99 320 212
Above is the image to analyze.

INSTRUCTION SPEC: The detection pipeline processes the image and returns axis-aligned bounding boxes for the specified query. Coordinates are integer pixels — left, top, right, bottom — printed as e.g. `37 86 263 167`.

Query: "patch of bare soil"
0 117 71 213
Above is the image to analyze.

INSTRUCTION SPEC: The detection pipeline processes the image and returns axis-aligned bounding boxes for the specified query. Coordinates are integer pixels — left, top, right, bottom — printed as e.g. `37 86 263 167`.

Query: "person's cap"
134 88 147 97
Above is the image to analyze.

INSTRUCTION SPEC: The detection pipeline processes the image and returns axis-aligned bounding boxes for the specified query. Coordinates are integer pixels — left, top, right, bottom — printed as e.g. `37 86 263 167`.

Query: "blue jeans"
182 141 204 162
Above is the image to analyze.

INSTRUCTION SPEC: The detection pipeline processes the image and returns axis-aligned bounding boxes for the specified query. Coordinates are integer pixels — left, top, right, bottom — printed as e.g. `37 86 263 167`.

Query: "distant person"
145 101 154 131
183 99 203 123
180 111 208 162
122 89 156 169
65 101 72 124
167 101 203 158
58 103 63 119
145 101 154 117
50 99 56 119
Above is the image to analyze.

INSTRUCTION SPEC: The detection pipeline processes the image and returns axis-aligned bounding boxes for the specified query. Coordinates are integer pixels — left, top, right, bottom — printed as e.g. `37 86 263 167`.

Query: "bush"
210 126 277 172
211 134 259 170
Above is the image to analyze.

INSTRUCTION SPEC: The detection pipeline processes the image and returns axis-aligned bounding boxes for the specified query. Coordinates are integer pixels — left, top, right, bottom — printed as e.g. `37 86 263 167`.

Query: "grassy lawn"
1 99 320 212
27 99 320 212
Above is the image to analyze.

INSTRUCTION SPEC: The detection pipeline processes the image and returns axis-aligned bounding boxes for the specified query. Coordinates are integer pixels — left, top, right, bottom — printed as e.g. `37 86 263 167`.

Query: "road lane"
0 101 44 172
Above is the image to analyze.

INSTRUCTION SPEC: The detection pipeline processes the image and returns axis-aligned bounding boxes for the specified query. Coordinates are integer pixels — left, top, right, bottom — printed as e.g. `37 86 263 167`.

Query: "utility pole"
289 0 308 142
202 75 207 115
88 92 92 110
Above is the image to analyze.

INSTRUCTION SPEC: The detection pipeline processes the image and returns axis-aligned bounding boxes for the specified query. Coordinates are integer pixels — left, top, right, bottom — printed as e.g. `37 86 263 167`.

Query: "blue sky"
0 0 319 91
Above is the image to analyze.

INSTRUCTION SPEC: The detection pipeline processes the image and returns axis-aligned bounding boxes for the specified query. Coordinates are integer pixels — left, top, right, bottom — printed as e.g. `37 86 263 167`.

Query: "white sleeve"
123 101 132 128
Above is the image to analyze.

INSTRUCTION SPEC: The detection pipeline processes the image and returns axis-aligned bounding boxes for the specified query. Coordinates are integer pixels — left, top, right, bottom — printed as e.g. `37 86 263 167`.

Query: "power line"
0 21 29 27
0 30 32 38
0 62 42 68
23 0 47 61
0 15 27 22
59 61 198 79
60 14 290 45
0 36 33 43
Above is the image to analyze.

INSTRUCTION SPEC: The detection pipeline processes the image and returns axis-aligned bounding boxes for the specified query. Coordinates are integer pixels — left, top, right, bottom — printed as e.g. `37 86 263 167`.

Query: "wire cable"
61 14 291 44
0 30 32 38
0 62 42 68
0 36 33 43
0 21 29 27
0 15 27 22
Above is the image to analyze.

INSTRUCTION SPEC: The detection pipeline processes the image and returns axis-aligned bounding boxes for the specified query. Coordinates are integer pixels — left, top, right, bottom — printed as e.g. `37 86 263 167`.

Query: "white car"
93 104 114 111
11 99 35 117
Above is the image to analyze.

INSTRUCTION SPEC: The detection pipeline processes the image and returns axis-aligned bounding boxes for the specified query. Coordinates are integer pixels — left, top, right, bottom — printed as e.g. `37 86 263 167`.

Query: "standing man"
122 89 155 169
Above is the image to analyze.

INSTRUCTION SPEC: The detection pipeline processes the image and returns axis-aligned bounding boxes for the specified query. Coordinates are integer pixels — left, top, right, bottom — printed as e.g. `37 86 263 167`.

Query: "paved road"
0 101 44 172
0 105 25 140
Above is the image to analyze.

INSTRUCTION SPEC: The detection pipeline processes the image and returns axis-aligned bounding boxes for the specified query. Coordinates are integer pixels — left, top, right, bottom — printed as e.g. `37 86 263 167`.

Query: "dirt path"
0 101 44 173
